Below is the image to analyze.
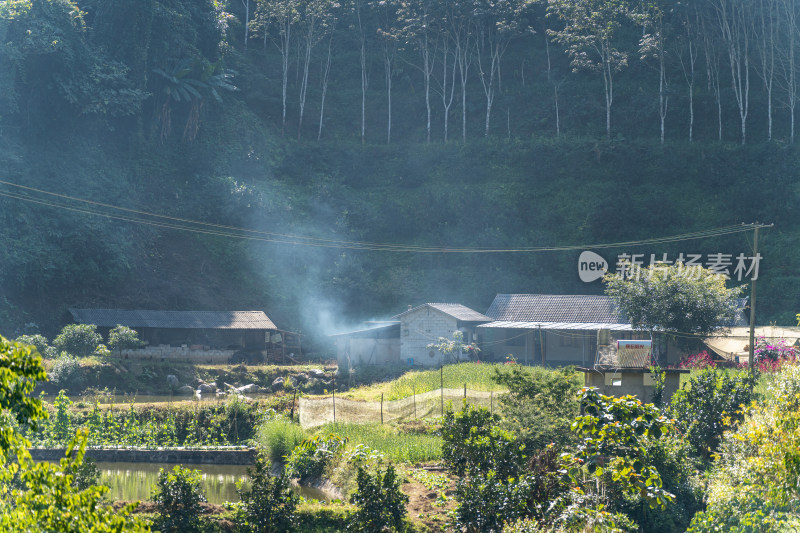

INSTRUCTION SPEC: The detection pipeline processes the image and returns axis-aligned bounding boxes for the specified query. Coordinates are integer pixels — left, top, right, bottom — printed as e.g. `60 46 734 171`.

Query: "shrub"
349 464 408 533
441 402 525 479
15 334 56 359
668 368 757 461
152 465 206 533
286 433 347 482
494 365 580 452
235 455 298 533
255 419 307 463
107 325 144 353
48 352 84 390
53 324 102 357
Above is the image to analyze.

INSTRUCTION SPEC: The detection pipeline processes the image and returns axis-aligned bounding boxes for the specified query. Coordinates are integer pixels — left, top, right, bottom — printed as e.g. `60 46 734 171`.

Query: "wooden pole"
290 388 297 423
440 366 444 415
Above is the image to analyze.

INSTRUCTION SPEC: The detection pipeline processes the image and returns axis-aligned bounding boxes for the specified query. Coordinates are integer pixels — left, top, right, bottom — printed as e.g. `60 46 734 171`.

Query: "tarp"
704 326 800 361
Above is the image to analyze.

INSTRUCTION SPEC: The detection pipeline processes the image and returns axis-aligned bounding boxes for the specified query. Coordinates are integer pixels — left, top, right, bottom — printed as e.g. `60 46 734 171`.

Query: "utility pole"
748 222 773 369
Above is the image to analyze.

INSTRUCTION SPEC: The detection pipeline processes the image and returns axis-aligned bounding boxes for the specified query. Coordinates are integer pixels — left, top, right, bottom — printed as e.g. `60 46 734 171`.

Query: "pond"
97 462 329 504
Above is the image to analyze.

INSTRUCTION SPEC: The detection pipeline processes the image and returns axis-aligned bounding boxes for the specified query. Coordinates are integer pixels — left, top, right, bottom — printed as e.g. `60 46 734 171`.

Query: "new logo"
579 251 608 283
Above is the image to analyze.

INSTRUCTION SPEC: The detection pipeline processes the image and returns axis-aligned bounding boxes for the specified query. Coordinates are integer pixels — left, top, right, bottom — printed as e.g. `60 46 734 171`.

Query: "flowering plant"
677 350 716 369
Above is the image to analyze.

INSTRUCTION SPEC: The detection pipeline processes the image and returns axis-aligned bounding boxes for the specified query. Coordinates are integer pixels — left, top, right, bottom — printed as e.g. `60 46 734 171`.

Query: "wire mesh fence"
298 388 502 429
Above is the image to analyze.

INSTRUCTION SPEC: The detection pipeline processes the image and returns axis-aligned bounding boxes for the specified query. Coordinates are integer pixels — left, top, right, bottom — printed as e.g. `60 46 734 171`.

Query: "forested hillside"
0 0 798 347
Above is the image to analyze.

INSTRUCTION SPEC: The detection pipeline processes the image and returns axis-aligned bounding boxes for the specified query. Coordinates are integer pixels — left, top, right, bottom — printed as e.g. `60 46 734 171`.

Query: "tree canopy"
604 263 745 341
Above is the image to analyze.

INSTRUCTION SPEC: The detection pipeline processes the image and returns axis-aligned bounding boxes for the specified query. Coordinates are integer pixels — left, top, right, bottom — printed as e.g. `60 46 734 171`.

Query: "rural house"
477 294 676 366
332 303 491 368
69 309 299 363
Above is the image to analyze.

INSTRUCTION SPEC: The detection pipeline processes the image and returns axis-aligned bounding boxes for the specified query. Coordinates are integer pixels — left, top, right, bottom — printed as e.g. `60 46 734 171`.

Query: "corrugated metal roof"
478 321 633 331
329 322 400 338
393 303 491 322
69 309 277 330
485 294 623 323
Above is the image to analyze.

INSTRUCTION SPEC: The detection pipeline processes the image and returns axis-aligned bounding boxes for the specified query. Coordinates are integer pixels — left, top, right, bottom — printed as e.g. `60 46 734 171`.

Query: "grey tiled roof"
393 303 492 322
69 309 277 330
485 294 624 324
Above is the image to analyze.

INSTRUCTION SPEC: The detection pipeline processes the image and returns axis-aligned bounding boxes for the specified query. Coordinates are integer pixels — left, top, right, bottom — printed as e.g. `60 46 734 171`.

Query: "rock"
294 372 309 383
308 369 326 379
237 383 261 394
166 375 180 388
197 382 216 394
176 385 195 395
271 377 285 391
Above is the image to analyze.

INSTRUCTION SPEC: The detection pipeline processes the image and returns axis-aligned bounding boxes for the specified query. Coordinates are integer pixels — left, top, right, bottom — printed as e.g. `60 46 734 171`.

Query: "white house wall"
400 308 458 367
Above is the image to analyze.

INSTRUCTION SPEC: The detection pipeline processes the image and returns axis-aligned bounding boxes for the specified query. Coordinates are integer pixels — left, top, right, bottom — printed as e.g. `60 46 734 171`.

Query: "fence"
298 388 503 429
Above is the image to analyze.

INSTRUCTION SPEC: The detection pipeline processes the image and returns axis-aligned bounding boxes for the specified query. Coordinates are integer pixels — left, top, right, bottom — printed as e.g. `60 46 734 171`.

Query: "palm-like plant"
152 58 236 142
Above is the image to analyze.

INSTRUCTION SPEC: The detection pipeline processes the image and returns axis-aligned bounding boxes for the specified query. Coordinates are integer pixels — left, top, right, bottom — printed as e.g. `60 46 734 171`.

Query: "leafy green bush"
454 471 530 533
349 464 408 533
235 455 298 533
494 365 580 452
615 435 703 533
48 352 84 390
15 334 56 359
107 325 144 353
441 402 525 479
668 368 757 461
255 419 307 463
53 324 102 357
152 465 206 533
286 434 347 482
686 365 800 531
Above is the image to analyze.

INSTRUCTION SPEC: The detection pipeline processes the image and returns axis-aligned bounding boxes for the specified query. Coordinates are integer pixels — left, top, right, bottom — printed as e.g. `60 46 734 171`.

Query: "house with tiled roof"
332 303 491 368
69 309 299 363
477 294 645 367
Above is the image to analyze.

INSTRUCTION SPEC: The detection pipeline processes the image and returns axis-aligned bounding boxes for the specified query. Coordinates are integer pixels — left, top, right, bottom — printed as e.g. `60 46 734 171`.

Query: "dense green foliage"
52 324 102 357
349 465 408 533
494 365 580 452
235 455 298 533
0 334 149 532
442 402 525 480
669 368 758 461
152 465 207 533
687 365 800 531
28 393 268 447
604 263 745 346
286 433 347 482
107 325 145 353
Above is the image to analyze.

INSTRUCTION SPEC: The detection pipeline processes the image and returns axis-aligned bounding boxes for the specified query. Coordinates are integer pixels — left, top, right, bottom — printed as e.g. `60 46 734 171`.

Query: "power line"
0 179 769 253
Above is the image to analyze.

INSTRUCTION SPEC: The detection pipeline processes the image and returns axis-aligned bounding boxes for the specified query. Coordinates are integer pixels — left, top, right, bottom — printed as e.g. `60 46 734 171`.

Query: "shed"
67 309 298 361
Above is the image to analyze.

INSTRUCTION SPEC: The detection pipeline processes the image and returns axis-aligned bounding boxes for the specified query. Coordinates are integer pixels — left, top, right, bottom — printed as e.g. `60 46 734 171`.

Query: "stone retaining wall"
118 345 264 364
29 447 257 465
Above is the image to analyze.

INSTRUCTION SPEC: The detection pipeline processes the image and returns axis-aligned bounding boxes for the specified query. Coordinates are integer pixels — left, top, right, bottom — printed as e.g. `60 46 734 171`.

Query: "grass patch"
340 362 517 401
317 423 442 464
253 419 308 463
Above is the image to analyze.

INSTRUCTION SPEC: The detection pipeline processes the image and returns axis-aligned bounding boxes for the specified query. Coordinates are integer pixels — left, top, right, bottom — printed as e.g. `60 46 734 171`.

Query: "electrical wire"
0 179 769 253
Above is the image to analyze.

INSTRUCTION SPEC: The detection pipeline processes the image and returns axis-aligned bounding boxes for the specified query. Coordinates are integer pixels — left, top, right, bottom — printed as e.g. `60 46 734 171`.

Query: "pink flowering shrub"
677 350 716 369
751 336 799 373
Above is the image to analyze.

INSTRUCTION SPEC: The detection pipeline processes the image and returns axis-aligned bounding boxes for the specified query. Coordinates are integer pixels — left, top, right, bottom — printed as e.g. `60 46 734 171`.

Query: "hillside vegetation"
0 1 798 350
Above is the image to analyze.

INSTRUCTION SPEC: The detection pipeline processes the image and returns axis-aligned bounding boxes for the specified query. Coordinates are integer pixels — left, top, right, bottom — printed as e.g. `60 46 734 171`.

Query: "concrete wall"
29 447 257 465
400 308 458 367
336 337 401 366
582 370 684 403
119 345 250 364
